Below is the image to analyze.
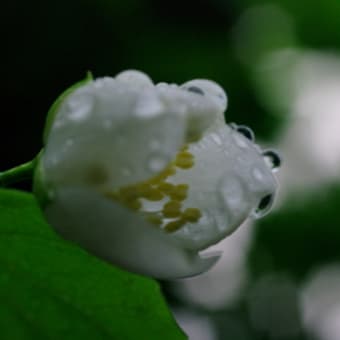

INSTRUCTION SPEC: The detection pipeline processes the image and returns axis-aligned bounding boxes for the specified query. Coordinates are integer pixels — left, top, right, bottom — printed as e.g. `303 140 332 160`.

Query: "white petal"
115 70 154 89
43 76 186 190
156 81 226 142
167 124 278 251
181 79 228 113
45 187 221 279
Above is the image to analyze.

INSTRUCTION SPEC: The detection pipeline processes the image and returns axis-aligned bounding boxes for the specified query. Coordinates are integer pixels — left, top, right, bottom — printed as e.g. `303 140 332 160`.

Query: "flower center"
105 145 202 233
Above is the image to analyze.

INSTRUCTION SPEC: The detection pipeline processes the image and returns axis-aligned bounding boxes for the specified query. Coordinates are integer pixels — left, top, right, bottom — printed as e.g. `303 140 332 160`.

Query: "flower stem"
0 160 35 187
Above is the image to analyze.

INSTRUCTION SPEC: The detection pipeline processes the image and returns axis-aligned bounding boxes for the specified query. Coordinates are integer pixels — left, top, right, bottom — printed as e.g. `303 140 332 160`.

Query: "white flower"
35 70 280 279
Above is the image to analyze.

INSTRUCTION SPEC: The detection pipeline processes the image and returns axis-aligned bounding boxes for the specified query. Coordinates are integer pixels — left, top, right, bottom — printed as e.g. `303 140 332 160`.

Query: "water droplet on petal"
135 93 163 118
252 167 264 181
232 132 248 148
68 94 94 121
148 153 168 172
251 194 274 219
219 176 244 211
186 86 205 96
263 150 281 172
236 125 255 141
211 132 222 146
214 213 229 232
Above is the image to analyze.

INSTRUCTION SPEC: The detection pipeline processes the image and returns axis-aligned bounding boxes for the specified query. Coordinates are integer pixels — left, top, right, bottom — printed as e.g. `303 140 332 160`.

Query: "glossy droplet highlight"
219 176 244 211
232 132 248 148
252 194 274 219
67 94 94 121
252 167 264 181
211 133 222 146
186 86 205 96
148 153 168 172
263 150 281 172
236 125 255 141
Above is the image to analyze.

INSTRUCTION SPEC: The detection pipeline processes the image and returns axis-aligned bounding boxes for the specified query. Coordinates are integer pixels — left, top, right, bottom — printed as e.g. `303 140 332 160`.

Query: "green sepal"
43 71 93 144
32 150 53 210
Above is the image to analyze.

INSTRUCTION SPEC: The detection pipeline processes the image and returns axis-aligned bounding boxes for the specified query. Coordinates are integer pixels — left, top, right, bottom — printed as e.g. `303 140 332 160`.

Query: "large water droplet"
236 125 255 141
251 194 274 219
186 86 205 96
263 150 281 172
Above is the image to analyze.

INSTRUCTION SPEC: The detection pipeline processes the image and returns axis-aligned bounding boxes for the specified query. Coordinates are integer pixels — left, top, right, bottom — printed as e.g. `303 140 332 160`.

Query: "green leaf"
0 189 186 340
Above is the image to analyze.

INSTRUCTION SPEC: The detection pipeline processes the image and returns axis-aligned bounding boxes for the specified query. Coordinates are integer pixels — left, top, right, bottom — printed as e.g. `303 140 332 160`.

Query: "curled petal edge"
44 187 221 279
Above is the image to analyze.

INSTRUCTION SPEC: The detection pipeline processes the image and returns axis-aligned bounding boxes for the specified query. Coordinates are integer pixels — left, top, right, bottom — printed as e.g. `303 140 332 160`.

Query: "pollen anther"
106 144 202 233
169 184 188 201
162 200 182 218
164 219 186 233
182 208 202 222
175 150 195 169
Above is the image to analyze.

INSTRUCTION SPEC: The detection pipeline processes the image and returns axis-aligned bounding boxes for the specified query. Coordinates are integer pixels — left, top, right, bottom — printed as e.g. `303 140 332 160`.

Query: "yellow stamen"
175 150 195 169
182 208 202 223
135 183 164 201
162 200 182 218
157 182 175 194
126 199 142 211
142 188 164 201
118 186 139 201
169 184 188 201
147 164 176 184
164 219 186 233
105 144 202 233
146 214 163 226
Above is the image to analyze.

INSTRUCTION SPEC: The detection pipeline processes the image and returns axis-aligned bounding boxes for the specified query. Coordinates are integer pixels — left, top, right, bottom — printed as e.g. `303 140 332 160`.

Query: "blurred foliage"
0 189 185 339
239 0 340 48
249 186 340 280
